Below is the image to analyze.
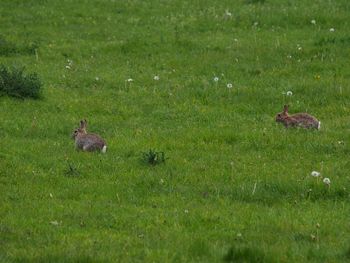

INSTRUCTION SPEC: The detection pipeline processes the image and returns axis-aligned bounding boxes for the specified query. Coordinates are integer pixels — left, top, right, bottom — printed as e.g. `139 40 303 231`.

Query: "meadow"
1 0 350 262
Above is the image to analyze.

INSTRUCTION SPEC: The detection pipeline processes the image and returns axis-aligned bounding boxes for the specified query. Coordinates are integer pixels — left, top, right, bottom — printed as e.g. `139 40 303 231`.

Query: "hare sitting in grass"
275 105 320 129
72 120 107 153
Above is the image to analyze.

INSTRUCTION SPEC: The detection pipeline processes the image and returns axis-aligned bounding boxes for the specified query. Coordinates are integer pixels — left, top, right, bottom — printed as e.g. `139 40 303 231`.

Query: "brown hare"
275 105 320 129
72 120 107 153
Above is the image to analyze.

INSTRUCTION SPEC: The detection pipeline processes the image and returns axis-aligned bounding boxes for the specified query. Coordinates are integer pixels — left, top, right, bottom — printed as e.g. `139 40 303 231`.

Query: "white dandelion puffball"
213 77 219 82
311 171 320 177
127 78 133 82
153 75 160 81
286 91 293 96
329 28 335 32
311 19 316 25
225 10 232 17
227 83 233 89
323 178 331 185
95 77 99 81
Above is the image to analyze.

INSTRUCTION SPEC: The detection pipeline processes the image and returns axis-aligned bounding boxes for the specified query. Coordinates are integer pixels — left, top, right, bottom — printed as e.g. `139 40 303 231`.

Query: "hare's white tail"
318 121 321 130
102 145 107 153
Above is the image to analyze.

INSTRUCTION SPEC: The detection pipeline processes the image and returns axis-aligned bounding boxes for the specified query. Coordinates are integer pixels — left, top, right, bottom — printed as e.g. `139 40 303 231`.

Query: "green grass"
1 0 350 262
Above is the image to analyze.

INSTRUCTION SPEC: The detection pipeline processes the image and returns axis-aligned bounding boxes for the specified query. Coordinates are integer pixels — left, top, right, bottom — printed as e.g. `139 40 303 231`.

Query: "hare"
275 105 320 129
72 120 107 153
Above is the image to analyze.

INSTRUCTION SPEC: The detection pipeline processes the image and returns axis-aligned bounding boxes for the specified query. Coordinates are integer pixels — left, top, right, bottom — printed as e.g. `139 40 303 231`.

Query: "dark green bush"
0 65 42 99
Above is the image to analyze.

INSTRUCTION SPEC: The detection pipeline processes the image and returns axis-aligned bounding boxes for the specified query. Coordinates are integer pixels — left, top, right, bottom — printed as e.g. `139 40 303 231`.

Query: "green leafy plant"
142 149 167 166
0 65 42 99
64 162 80 177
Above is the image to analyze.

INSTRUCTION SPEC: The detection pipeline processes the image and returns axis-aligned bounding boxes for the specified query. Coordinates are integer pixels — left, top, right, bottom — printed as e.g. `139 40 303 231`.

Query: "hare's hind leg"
83 143 101 152
83 144 94 151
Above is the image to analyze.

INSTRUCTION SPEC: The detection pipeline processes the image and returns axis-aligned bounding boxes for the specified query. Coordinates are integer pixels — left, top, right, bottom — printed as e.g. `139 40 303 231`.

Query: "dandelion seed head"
286 91 293 96
213 77 219 82
311 19 316 25
323 177 331 185
153 75 160 81
50 221 59 226
225 10 232 17
329 28 335 32
127 78 133 82
311 171 321 177
227 83 233 89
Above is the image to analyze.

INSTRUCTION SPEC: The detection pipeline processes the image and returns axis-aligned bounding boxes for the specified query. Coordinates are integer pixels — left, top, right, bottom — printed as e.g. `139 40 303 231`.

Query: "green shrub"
0 65 42 99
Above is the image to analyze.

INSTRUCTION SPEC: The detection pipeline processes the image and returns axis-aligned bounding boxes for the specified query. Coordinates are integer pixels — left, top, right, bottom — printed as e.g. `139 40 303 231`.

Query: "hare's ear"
283 105 289 114
80 120 87 129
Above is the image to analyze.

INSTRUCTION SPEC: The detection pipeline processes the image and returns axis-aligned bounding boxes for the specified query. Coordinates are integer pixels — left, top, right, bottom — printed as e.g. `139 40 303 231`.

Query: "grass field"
1 0 350 262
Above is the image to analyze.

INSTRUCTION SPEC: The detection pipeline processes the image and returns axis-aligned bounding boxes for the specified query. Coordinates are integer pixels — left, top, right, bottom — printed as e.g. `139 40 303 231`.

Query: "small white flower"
95 77 99 81
286 91 293 96
50 221 59 226
329 28 335 32
153 75 160 81
127 78 133 82
287 55 292 59
227 83 233 89
213 77 219 82
311 171 321 177
65 65 71 69
298 46 302 51
184 209 189 214
234 38 238 42
323 177 331 185
67 59 73 65
311 19 316 25
225 10 232 17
